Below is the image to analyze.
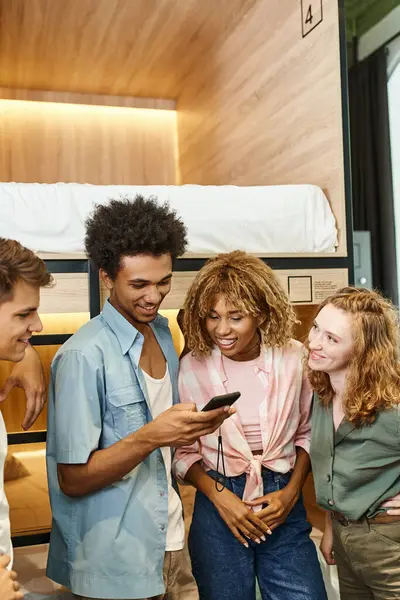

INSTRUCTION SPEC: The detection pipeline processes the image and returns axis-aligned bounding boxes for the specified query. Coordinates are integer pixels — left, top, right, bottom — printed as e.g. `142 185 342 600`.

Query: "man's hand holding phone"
202 392 240 412
149 394 237 448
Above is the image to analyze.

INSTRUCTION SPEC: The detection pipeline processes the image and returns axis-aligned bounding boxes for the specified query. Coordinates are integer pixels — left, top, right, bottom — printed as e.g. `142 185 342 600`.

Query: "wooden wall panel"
0 99 177 184
0 345 60 434
37 312 90 336
100 269 348 310
0 0 255 99
39 274 89 314
177 0 346 254
0 88 175 110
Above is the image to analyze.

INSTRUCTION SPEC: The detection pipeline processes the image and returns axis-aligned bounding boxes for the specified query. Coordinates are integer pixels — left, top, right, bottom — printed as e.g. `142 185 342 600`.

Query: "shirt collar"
211 344 272 384
101 299 169 355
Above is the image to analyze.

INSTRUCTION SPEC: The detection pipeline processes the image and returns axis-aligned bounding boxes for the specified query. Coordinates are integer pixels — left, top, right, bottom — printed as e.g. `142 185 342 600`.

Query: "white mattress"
0 183 338 255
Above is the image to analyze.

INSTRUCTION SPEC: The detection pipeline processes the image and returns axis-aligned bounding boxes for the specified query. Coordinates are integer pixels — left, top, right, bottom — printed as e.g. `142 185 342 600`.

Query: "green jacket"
310 393 400 520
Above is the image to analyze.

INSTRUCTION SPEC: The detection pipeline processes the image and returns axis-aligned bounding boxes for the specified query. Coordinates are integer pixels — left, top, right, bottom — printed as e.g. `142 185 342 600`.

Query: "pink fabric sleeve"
172 370 204 484
293 373 313 454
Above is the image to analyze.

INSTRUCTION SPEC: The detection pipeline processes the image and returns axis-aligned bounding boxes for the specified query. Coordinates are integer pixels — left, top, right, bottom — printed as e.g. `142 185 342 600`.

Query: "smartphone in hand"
201 391 240 412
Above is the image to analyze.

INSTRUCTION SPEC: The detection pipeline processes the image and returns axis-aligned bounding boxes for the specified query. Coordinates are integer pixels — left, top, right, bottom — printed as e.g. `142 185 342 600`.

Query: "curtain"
349 46 398 303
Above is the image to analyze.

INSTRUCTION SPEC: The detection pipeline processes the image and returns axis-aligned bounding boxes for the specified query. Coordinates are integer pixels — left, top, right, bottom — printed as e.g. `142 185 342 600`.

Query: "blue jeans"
188 469 327 600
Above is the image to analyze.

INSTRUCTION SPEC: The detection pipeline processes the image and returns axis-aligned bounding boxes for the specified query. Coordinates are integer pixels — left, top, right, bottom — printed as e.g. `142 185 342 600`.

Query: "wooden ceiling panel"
0 0 256 98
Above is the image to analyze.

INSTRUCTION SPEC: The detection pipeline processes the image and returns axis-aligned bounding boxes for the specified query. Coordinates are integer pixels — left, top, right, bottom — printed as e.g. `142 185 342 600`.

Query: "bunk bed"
0 1 350 598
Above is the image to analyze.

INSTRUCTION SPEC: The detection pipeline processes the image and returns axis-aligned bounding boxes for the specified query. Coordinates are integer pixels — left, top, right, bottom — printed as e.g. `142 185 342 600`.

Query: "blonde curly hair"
305 287 400 426
183 251 298 355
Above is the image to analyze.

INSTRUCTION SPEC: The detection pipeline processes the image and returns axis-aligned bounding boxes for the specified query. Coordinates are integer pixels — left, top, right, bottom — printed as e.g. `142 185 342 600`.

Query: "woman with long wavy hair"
173 251 327 600
306 287 400 600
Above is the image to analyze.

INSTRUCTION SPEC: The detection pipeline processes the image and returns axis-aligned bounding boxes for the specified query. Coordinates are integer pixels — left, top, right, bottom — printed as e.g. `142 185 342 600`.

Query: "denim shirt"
46 300 180 599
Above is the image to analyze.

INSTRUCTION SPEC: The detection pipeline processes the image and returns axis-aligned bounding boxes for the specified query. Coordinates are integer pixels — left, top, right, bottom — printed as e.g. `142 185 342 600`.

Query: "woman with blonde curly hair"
173 251 327 600
307 287 400 599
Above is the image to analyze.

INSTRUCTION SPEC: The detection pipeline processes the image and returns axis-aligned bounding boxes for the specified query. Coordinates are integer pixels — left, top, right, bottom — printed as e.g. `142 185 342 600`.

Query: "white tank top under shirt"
222 355 264 453
142 365 185 552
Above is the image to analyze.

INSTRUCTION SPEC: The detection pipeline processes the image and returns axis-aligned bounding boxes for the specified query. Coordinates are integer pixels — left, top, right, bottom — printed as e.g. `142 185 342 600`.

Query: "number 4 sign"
301 0 323 38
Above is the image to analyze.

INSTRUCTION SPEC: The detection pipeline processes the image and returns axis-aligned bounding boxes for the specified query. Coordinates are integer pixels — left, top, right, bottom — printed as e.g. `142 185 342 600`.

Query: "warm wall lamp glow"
0 98 176 118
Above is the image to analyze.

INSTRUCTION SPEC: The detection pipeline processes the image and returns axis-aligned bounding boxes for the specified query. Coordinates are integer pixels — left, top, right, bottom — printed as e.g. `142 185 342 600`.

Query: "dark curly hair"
84 195 188 278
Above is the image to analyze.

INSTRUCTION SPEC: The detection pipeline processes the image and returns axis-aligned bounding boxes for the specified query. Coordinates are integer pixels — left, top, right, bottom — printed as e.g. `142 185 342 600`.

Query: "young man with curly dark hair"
46 196 233 600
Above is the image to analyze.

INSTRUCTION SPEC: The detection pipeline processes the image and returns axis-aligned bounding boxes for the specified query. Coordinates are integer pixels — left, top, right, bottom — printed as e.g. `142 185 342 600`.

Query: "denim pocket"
108 385 147 438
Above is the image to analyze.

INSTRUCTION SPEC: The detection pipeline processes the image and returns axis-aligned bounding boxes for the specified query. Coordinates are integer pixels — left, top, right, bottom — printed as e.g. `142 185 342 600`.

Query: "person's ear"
100 269 114 292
